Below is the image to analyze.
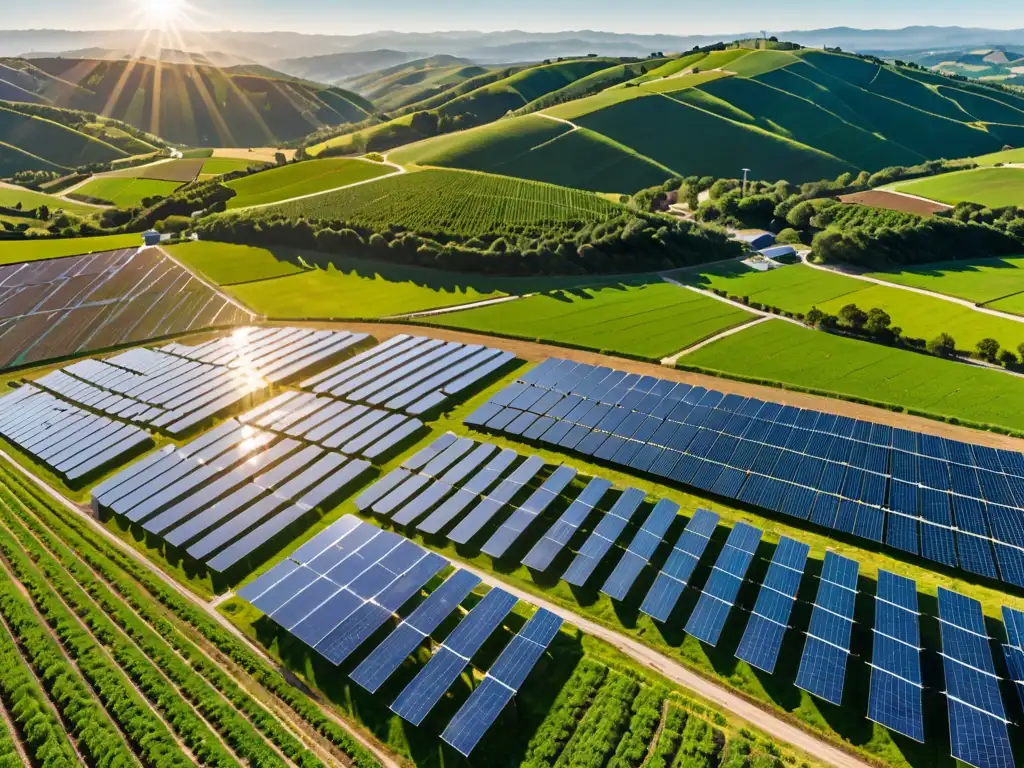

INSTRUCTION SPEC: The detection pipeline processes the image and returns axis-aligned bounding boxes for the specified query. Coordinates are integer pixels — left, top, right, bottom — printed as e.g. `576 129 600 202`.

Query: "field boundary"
157 245 261 319
229 159 406 213
661 315 772 364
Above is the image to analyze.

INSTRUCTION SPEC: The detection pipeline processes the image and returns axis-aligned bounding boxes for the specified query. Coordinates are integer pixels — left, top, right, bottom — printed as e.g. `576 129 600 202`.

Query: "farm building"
143 229 161 246
760 245 798 261
738 231 776 250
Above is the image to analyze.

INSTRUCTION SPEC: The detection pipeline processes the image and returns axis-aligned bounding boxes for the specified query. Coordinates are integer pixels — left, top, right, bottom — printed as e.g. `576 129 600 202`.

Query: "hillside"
272 49 424 85
390 48 1024 192
343 55 496 111
0 56 376 146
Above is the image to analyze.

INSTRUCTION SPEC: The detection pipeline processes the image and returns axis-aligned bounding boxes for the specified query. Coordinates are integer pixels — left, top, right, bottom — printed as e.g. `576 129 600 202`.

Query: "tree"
410 111 439 136
274 152 286 165
1018 341 1024 361
838 303 868 330
976 337 1001 362
36 204 49 221
786 200 817 229
865 307 892 336
927 333 957 358
805 307 825 327
999 349 1018 367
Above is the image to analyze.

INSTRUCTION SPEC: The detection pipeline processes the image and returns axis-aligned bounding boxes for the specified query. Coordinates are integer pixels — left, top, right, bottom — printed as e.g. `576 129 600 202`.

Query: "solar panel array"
469 357 1024 588
640 507 719 622
238 515 560 757
6 326 366 439
937 588 1013 768
867 571 924 742
0 383 152 483
92 402 380 572
1001 606 1024 713
735 536 809 673
685 521 762 646
795 552 859 705
302 333 514 417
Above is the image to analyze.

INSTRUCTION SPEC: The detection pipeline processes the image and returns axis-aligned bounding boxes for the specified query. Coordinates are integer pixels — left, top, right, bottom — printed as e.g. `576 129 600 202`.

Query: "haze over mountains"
8 26 1024 65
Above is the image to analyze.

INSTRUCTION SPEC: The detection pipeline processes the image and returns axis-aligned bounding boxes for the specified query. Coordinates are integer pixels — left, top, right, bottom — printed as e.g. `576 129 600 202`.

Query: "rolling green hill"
343 55 497 112
386 48 1024 192
0 57 375 147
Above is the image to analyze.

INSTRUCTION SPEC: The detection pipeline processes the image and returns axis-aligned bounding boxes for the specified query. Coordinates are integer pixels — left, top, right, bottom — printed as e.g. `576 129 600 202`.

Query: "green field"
867 256 1024 306
260 168 619 236
891 167 1024 207
685 319 1024 430
678 262 1024 352
0 233 140 264
225 157 394 209
971 146 1024 165
71 176 181 207
164 241 307 285
107 157 204 182
424 281 757 359
199 157 270 177
0 185 97 216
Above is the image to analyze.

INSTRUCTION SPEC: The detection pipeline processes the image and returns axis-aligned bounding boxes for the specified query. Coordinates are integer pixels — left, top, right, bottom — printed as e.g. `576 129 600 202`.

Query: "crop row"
609 685 666 768
268 168 617 237
554 670 640 768
0 462 382 768
522 659 608 766
0 494 299 768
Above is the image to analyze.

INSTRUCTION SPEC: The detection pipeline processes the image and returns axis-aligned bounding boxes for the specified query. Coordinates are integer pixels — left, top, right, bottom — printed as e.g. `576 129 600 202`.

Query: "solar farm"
0 246 253 370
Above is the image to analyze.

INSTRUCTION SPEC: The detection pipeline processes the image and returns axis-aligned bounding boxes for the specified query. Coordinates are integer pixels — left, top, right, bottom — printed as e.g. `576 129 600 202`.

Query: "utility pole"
741 168 750 196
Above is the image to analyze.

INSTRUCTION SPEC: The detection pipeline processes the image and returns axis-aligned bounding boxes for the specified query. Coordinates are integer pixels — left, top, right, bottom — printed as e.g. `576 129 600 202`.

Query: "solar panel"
440 609 562 757
735 536 809 673
601 499 679 601
522 478 612 572
390 588 518 725
794 552 859 705
684 522 762 646
448 456 546 545
640 508 719 622
481 465 578 558
562 488 646 587
948 698 1014 768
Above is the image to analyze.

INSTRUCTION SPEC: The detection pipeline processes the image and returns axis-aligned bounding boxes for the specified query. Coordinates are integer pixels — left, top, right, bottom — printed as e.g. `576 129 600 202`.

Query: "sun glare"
139 0 186 27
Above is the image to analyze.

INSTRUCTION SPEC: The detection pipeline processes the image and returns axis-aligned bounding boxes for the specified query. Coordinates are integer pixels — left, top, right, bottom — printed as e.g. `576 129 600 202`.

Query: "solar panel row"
301 333 514 416
795 552 859 705
469 358 1024 588
640 508 719 622
0 384 151 482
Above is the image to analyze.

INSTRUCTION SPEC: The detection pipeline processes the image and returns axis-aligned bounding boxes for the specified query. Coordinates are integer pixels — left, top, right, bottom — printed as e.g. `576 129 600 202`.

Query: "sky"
7 0 1024 35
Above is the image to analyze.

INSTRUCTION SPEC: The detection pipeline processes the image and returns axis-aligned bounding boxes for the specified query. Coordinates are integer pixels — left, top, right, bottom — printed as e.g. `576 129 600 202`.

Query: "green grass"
106 157 204 183
637 70 731 94
198 157 269 176
71 177 181 207
0 233 140 265
164 241 307 285
0 185 97 216
259 168 619 237
224 157 394 209
866 256 1024 306
892 167 1024 207
423 281 757 359
971 146 1024 165
676 261 1024 352
685 318 1024 431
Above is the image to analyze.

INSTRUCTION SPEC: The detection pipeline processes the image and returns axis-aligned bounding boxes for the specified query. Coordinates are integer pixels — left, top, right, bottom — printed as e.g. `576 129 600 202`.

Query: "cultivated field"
425 281 757 359
838 189 950 215
891 166 1024 207
866 256 1024 306
0 184 97 216
225 157 394 209
212 147 297 162
262 168 619 235
199 157 270 177
684 319 1024 431
0 233 141 265
167 241 307 285
70 177 182 207
106 157 205 182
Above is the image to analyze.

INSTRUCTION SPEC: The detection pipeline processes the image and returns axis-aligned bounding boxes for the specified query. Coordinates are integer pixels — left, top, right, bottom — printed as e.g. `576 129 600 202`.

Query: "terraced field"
425 281 757 359
225 157 395 209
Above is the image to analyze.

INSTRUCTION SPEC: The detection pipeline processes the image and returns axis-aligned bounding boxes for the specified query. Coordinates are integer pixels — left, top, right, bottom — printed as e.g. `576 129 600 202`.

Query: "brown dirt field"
262 319 1024 452
838 190 951 215
212 148 297 163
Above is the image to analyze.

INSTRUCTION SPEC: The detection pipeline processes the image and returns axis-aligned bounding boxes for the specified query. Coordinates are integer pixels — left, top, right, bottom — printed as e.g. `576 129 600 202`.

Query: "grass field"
891 167 1024 207
0 185 97 216
199 157 270 177
224 157 395 209
424 281 756 359
0 233 140 264
678 262 1024 352
70 176 181 207
866 256 1024 306
165 241 308 285
685 318 1024 431
261 168 619 236
106 157 204 182
968 146 1024 166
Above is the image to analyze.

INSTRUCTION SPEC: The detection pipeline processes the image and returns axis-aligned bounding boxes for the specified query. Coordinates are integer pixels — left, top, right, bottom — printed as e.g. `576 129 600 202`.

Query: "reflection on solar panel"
795 552 859 705
684 522 762 646
448 455 546 545
601 499 679 601
301 334 513 416
482 464 578 558
391 588 518 725
1001 606 1024 712
472 357 1024 587
522 478 612 572
563 488 646 587
867 571 924 742
640 508 719 622
441 609 562 756
735 536 809 673
938 588 1012 768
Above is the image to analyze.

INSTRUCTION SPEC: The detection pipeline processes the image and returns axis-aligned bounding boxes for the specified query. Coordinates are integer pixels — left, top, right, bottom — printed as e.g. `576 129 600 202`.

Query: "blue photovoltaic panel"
795 552 859 705
640 508 718 622
448 456 546 544
481 464 578 558
868 570 924 741
522 478 612 572
562 488 646 587
486 609 562 690
601 499 679 601
441 678 514 757
948 699 1014 768
735 536 809 673
684 522 762 646
444 588 519 657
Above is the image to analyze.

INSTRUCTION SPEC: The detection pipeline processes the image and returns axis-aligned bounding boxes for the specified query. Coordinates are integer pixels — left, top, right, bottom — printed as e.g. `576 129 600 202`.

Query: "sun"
139 0 186 27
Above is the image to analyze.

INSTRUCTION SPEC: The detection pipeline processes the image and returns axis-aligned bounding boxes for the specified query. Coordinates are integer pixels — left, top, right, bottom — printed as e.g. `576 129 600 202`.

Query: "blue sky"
8 0 1024 34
